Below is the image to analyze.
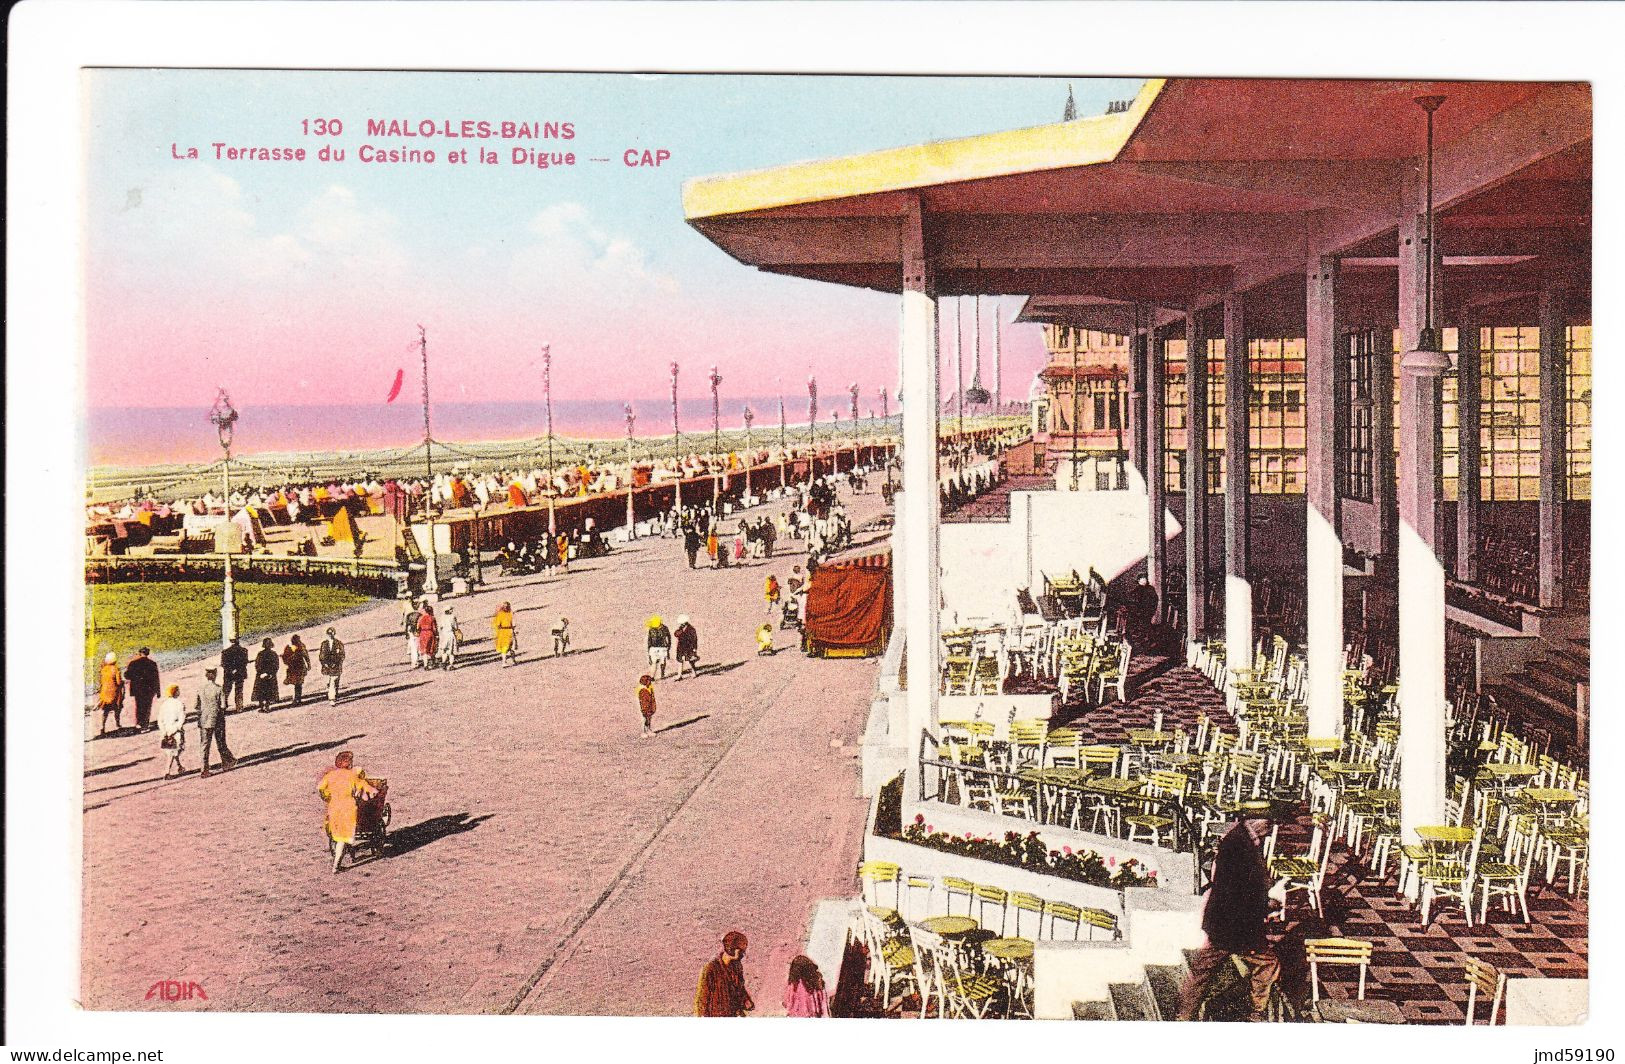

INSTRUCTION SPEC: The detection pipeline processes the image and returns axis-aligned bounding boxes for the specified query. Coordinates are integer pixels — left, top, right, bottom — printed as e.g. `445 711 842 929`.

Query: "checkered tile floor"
1042 651 1588 1023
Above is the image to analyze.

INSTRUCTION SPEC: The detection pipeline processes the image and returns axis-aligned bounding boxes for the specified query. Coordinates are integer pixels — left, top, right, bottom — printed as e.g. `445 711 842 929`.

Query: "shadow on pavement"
701 660 748 678
89 726 146 742
335 679 432 705
656 713 711 734
386 812 494 857
84 757 152 778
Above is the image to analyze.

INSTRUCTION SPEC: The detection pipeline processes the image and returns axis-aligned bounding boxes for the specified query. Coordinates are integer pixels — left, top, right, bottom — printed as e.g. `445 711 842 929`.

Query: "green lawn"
85 581 374 685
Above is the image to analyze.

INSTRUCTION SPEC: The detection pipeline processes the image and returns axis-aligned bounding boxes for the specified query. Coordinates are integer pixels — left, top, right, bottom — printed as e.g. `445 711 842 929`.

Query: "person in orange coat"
318 750 378 874
96 652 125 735
556 533 570 572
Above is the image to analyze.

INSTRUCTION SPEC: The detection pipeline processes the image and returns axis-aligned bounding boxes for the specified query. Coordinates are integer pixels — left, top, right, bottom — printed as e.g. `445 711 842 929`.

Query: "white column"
1184 311 1209 656
900 195 941 746
1146 330 1167 619
1305 255 1343 739
1397 208 1448 841
1223 294 1252 681
1455 319 1481 582
1538 288 1567 609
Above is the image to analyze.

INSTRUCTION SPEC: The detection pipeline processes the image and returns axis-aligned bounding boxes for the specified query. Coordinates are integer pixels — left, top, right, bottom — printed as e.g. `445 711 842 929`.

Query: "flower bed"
897 813 1157 890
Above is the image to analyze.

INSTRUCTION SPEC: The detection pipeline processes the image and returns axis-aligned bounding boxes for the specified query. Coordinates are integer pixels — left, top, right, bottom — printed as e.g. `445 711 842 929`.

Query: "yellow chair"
1079 906 1121 941
858 860 902 924
1124 771 1188 847
974 884 1009 937
1009 891 1045 939
942 876 976 917
1044 900 1082 940
1464 956 1506 1026
1305 937 1374 1002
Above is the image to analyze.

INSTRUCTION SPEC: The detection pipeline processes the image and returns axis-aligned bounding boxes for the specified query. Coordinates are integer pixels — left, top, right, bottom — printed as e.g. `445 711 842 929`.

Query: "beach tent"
232 507 266 548
328 505 360 544
803 552 892 658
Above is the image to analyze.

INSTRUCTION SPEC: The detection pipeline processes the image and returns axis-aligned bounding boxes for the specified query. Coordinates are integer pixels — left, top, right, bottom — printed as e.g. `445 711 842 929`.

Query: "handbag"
160 734 177 749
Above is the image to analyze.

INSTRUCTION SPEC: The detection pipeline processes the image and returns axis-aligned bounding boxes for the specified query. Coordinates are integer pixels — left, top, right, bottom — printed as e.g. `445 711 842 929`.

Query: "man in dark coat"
694 931 754 1017
1129 576 1160 643
683 524 702 569
673 616 700 680
123 648 161 730
220 637 249 712
1177 815 1282 1020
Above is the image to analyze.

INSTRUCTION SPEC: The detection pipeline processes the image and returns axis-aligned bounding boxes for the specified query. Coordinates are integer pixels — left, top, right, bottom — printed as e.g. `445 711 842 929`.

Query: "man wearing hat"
123 647 161 731
1177 809 1283 1021
195 666 236 777
673 616 700 680
694 931 755 1016
319 627 346 704
646 615 671 679
220 636 249 712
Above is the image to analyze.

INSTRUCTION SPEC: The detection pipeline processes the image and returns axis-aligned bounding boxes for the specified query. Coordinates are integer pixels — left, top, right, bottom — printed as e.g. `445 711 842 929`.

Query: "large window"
1568 325 1591 500
1481 326 1543 502
1249 338 1307 495
1342 330 1378 502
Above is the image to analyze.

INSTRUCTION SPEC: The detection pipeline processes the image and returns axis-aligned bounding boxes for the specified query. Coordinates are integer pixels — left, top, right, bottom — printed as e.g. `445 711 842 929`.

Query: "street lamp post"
832 410 841 474
419 326 440 595
778 388 787 490
209 389 239 646
743 405 755 501
544 344 557 536
881 387 893 495
624 402 637 537
807 375 818 481
709 366 723 508
849 382 859 471
670 362 682 515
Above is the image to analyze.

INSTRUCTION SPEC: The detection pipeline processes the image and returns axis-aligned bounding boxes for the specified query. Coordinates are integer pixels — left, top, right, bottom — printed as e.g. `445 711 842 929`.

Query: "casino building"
685 78 1590 1023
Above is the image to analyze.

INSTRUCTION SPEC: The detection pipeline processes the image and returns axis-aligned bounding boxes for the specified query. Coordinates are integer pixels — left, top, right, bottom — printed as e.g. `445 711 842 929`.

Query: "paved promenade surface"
81 482 888 1016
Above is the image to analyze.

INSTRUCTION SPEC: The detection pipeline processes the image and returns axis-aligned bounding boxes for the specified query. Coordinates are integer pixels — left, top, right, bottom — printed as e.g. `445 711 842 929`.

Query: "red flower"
1063 846 1073 855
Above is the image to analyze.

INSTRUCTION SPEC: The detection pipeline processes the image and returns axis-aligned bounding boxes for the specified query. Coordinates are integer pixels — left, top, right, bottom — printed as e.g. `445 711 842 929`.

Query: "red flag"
385 368 404 403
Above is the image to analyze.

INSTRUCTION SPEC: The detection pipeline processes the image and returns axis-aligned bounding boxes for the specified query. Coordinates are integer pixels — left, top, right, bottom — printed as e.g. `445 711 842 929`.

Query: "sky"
84 70 1144 416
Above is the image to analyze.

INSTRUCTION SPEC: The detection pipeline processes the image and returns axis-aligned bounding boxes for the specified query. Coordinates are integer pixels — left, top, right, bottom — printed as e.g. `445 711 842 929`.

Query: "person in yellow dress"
318 750 378 874
493 601 517 666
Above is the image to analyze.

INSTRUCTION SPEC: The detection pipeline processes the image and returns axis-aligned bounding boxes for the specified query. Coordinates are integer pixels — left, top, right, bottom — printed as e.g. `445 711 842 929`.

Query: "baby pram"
329 777 391 865
779 595 803 631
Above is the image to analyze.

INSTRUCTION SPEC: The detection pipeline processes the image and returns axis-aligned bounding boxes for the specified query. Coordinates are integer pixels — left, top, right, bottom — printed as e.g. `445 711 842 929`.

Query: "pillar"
1397 208 1449 841
1305 255 1343 739
1128 309 1148 475
1184 311 1209 655
1539 288 1567 609
1223 294 1252 680
1454 319 1481 582
1146 329 1167 620
900 195 941 747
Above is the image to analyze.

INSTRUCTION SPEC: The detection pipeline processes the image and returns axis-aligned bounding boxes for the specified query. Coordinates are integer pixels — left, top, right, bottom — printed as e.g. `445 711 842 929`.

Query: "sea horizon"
86 397 910 470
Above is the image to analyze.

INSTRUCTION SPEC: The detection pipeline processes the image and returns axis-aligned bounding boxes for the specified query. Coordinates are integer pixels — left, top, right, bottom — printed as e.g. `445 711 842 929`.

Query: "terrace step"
1144 963 1187 1022
1527 657 1584 690
1071 999 1115 1021
1497 675 1577 717
1108 980 1156 1021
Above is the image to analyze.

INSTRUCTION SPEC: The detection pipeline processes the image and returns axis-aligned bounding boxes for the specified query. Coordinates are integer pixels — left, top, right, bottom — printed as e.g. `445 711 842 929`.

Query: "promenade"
80 483 889 1015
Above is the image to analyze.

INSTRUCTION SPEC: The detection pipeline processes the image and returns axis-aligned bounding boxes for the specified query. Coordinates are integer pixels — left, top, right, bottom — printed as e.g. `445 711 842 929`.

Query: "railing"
85 554 407 599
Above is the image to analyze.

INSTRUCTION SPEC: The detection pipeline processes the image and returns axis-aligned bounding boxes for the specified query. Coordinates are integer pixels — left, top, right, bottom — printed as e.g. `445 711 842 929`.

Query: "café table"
918 915 980 938
1520 787 1580 822
982 937 1035 962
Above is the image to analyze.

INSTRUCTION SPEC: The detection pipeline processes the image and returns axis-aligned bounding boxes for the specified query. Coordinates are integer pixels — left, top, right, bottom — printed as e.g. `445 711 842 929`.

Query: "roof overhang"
685 78 1590 326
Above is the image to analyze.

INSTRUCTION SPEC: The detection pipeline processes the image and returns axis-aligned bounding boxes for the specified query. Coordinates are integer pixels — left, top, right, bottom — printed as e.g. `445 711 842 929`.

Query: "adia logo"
146 980 207 1001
